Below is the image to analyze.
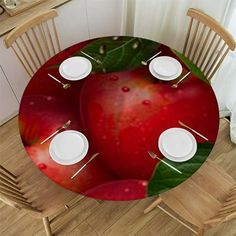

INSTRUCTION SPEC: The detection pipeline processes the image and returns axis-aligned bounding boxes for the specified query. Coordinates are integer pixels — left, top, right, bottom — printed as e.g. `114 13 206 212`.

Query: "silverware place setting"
148 151 182 174
80 51 102 64
141 51 162 66
71 153 100 179
48 73 71 89
171 71 191 88
40 120 71 144
178 120 209 141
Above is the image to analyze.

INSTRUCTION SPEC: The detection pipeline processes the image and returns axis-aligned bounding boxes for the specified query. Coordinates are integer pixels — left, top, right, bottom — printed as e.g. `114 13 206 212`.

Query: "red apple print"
20 95 116 193
79 68 218 180
19 37 219 200
83 179 147 200
19 95 81 146
26 144 116 193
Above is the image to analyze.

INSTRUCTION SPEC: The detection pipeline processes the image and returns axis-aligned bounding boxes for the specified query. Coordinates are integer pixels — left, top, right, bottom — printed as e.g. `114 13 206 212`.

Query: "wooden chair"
0 162 83 236
183 8 235 81
4 9 61 77
144 159 236 235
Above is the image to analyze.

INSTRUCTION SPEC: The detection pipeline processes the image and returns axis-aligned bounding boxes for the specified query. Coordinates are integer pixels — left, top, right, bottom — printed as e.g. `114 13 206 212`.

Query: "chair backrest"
204 184 236 227
4 9 61 77
183 8 235 81
0 165 40 213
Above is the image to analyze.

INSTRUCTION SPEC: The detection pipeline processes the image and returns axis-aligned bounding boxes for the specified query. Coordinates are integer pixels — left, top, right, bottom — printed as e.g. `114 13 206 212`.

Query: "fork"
40 120 71 144
148 151 182 174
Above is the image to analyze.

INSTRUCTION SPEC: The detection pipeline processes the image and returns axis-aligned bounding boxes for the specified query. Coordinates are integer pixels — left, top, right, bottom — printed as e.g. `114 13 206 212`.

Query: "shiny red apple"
79 67 219 180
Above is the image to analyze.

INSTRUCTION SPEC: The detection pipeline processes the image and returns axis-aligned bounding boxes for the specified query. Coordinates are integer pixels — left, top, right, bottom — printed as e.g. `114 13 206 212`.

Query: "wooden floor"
0 117 236 236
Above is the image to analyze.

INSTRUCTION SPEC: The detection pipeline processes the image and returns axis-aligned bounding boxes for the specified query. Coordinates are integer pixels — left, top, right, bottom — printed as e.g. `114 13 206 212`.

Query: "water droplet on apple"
29 101 34 105
122 86 130 92
99 45 106 54
38 163 47 170
109 75 119 81
142 99 151 105
124 188 130 192
46 96 54 101
139 181 147 186
132 42 139 49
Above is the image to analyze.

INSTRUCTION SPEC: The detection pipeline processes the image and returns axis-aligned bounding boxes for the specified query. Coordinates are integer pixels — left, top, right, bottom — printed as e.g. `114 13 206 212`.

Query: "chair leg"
144 197 162 214
198 228 204 236
43 217 52 236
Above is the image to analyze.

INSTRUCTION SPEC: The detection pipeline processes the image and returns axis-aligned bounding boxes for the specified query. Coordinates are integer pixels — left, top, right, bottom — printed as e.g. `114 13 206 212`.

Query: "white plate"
149 56 182 81
49 130 89 165
59 57 92 81
158 128 197 162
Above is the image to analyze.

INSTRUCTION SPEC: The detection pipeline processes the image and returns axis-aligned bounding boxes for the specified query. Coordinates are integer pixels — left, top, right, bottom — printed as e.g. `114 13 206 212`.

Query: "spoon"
81 51 102 64
48 73 71 89
171 71 191 88
148 151 182 174
141 51 162 66
40 120 71 144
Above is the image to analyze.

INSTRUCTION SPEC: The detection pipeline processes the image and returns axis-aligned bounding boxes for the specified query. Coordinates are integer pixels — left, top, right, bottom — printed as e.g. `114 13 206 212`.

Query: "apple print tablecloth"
19 36 219 200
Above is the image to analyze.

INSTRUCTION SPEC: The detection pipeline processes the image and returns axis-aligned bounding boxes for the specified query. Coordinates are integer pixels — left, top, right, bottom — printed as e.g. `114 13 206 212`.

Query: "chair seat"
160 160 235 227
15 161 82 219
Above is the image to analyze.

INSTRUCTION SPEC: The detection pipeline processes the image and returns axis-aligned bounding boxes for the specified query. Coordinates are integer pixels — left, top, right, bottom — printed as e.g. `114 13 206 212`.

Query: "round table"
19 36 219 201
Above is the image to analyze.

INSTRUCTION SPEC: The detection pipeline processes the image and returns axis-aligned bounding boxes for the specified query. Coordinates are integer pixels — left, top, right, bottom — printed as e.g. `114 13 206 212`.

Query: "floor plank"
135 210 193 236
0 204 27 235
0 117 24 164
67 221 99 236
87 200 139 235
51 197 100 235
1 211 43 236
102 198 160 236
